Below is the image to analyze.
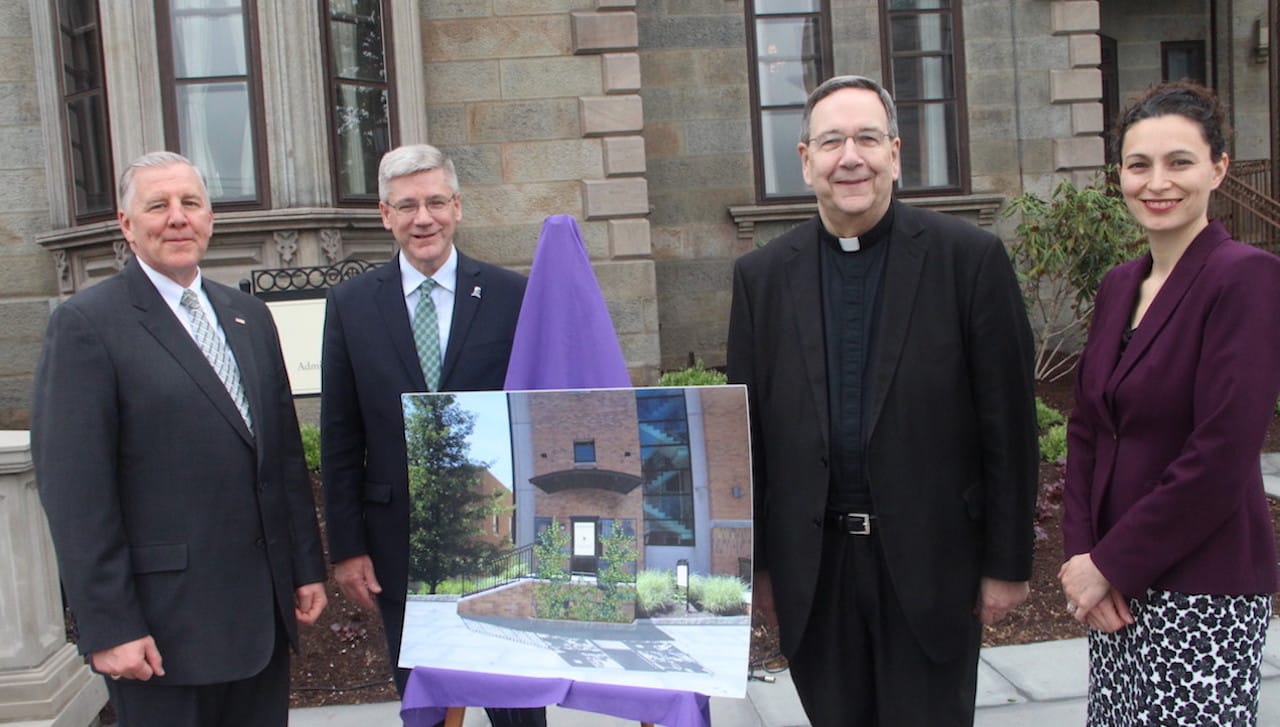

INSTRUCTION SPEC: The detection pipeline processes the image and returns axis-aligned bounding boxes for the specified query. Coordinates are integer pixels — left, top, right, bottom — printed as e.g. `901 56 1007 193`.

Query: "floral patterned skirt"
1087 589 1271 726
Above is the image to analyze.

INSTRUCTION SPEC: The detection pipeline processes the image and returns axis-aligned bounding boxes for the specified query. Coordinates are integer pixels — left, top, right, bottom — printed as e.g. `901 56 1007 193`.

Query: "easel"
442 707 656 727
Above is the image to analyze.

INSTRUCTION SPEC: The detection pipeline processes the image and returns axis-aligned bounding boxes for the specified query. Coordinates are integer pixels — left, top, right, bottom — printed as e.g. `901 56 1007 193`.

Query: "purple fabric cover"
400 667 711 727
502 214 630 390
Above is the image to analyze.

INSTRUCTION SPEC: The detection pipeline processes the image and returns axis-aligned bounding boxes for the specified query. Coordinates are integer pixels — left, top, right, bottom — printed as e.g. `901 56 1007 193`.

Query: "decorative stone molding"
571 11 639 54
1049 68 1102 103
583 179 649 219
320 229 343 263
580 95 645 136
1050 1 1100 35
601 53 641 94
112 240 131 270
274 230 299 265
36 208 386 294
53 251 71 294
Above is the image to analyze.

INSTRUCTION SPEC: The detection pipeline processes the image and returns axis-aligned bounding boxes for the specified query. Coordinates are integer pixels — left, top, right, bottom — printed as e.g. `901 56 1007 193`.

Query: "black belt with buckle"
827 511 876 536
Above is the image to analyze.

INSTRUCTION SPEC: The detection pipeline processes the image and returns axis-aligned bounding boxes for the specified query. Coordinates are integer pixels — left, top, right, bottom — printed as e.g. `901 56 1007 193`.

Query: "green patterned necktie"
413 278 441 390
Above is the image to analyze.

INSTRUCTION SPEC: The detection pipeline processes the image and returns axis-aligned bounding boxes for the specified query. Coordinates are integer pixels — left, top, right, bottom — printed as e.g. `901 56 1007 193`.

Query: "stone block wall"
0 2 53 427
422 1 661 383
637 0 753 371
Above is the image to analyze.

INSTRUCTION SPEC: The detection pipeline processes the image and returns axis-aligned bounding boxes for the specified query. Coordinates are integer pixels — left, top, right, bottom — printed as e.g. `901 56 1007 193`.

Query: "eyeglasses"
809 130 893 153
389 195 456 216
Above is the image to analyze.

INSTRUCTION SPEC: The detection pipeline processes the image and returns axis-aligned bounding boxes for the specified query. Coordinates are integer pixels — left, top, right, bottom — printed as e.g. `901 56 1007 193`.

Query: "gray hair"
119 151 208 210
799 75 899 143
377 144 460 202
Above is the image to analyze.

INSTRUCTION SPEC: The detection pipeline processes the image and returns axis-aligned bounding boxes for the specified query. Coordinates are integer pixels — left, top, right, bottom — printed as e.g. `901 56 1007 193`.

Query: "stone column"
0 431 107 726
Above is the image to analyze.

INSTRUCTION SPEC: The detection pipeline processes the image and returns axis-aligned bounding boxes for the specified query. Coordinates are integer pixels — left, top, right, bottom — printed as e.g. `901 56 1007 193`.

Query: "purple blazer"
1063 220 1280 598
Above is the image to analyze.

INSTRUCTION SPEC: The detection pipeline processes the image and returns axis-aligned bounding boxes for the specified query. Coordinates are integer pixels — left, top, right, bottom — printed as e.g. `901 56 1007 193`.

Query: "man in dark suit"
727 76 1039 725
321 144 543 726
31 151 328 726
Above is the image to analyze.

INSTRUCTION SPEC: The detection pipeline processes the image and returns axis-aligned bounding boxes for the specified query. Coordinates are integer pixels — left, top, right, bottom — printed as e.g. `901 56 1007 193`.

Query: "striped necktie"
180 288 253 434
413 278 442 391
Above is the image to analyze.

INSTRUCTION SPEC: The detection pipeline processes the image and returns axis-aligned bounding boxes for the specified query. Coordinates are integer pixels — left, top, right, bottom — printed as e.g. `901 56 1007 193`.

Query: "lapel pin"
471 286 482 299
234 317 246 325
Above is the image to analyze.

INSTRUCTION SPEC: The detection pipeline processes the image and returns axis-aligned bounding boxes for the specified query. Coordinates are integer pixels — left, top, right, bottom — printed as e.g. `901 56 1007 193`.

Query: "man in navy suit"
727 76 1038 725
321 144 543 726
32 151 328 726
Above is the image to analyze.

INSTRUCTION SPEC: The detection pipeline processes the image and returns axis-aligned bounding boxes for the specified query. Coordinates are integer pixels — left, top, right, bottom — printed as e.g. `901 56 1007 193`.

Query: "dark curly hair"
1113 80 1231 161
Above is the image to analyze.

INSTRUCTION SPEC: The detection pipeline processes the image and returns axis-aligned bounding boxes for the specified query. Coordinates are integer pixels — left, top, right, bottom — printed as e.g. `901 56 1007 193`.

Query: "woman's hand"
1059 553 1134 632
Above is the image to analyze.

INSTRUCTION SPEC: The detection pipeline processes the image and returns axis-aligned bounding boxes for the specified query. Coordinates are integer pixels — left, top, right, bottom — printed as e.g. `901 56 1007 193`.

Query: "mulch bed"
91 365 1280 717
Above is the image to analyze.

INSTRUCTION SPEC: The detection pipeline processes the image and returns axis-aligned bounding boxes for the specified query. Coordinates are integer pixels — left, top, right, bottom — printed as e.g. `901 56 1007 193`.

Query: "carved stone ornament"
320 228 343 263
53 250 71 292
113 240 132 270
274 230 299 264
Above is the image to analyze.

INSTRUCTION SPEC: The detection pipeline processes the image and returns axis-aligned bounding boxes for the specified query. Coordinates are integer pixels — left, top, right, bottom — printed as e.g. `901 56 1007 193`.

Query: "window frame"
53 0 115 224
636 390 696 547
573 439 597 466
879 0 970 197
745 0 834 204
1160 40 1206 85
154 0 271 210
320 0 398 206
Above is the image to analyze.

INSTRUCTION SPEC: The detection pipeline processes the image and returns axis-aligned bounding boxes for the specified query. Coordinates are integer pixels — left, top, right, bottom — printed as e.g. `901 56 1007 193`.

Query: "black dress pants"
787 525 981 727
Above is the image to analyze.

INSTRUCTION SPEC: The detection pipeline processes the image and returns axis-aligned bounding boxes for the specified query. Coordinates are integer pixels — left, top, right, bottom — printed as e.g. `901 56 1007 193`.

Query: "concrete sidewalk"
290 621 1280 726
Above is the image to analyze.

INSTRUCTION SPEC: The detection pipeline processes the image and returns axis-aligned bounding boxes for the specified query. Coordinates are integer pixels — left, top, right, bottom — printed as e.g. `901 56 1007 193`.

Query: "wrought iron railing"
242 258 378 301
1211 159 1280 255
458 543 537 598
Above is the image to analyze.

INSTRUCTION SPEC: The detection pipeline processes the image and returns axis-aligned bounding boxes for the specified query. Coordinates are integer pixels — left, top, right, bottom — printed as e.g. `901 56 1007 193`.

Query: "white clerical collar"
838 236 861 252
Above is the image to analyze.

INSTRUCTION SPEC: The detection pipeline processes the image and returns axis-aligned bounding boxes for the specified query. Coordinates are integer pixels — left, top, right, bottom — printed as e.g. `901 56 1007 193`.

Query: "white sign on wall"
264 298 326 396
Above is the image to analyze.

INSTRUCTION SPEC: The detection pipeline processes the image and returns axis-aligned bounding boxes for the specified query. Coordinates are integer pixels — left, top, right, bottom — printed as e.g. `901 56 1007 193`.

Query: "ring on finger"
1066 602 1077 614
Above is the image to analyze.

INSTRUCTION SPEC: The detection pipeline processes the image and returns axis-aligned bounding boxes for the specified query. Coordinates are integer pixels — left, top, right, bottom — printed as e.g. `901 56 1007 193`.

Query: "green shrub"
636 569 677 614
1036 397 1065 431
300 423 321 472
1039 423 1067 464
658 360 727 387
1005 174 1143 381
689 574 747 615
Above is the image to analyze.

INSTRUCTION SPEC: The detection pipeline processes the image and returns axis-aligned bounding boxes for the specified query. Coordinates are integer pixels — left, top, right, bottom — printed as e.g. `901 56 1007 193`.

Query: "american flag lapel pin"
471 286 482 299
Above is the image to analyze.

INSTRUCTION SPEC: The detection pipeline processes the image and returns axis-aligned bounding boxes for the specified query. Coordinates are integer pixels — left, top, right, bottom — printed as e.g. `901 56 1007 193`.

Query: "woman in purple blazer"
1060 81 1280 725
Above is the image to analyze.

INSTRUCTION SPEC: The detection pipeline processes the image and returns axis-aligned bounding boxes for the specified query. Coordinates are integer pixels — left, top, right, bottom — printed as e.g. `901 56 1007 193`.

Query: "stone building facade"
0 0 1274 427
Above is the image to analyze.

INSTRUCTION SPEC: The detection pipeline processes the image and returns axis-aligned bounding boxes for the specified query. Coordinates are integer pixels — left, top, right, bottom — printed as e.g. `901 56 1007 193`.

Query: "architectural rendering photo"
397 386 753 697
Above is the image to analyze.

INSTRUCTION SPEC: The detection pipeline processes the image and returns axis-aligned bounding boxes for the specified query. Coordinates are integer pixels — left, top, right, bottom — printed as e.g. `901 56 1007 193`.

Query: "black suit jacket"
727 202 1038 662
320 251 526 609
31 260 326 684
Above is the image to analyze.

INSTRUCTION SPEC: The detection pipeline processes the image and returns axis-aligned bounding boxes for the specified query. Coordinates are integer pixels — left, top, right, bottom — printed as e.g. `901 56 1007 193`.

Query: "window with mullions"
157 0 267 206
323 0 395 203
883 0 967 193
55 0 114 221
747 0 832 201
636 390 695 546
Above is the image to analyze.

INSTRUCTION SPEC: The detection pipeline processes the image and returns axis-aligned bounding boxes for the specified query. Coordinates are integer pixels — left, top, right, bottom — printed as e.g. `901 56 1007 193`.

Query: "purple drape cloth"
400 667 711 727
503 214 631 390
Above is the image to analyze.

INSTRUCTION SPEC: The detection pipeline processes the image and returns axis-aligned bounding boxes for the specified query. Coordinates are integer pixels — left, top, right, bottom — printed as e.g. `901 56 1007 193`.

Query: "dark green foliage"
658 360 727 386
404 395 504 594
299 422 321 472
1005 173 1143 381
532 519 636 623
